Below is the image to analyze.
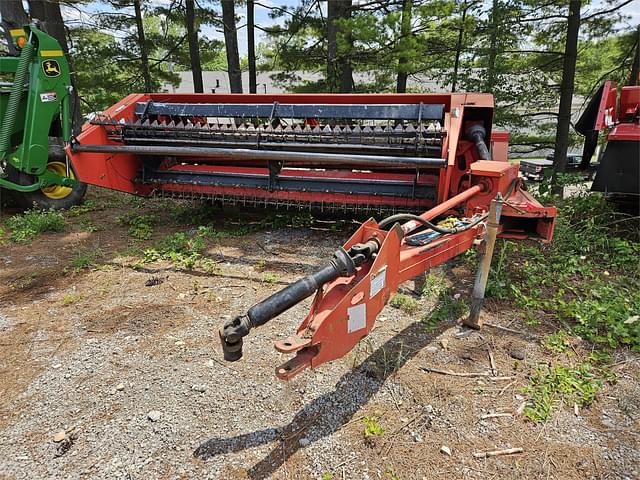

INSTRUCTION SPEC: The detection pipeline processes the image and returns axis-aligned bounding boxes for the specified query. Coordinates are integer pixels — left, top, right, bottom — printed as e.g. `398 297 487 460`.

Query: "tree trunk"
327 0 340 92
628 24 639 86
327 0 353 93
452 3 470 92
221 0 243 93
396 0 413 93
185 0 203 93
552 0 581 194
28 1 67 52
133 0 153 92
486 0 499 92
247 0 257 93
0 0 28 55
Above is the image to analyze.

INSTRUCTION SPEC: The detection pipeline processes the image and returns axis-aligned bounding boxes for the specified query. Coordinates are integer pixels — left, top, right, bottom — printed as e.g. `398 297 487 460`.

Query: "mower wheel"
10 146 87 210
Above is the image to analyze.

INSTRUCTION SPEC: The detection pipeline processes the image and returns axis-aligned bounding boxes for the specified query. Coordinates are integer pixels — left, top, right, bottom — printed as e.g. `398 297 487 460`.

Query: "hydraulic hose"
0 40 34 163
378 212 488 235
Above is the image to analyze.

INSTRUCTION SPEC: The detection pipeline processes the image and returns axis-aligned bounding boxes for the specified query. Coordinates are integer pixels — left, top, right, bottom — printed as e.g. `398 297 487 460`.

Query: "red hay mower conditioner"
2 26 557 379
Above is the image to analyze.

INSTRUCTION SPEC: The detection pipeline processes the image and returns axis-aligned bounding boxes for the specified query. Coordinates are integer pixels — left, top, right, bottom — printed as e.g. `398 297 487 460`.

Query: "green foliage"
143 229 208 269
66 200 99 217
544 330 570 354
61 292 83 305
488 192 640 350
362 416 384 439
116 212 155 240
170 203 219 226
261 272 278 285
523 362 607 423
6 209 65 242
420 272 446 298
423 290 468 331
70 248 103 271
390 293 419 314
385 465 400 480
320 474 333 480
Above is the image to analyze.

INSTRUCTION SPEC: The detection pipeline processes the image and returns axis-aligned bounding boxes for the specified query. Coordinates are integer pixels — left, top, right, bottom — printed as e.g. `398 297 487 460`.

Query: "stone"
53 431 66 443
147 411 162 422
440 445 451 456
299 438 310 447
425 404 434 414
192 384 207 393
509 348 526 360
115 383 125 391
174 340 185 347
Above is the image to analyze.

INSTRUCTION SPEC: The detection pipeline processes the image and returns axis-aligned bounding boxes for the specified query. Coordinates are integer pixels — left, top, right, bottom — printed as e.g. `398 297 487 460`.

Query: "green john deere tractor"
0 24 85 209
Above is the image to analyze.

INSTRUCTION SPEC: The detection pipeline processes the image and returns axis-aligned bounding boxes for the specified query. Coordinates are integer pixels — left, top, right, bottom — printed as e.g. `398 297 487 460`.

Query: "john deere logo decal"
42 59 61 77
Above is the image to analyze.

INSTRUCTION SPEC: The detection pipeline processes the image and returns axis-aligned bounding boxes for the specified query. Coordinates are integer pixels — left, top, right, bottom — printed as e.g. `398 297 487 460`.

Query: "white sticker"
370 266 387 298
347 303 367 333
40 92 57 102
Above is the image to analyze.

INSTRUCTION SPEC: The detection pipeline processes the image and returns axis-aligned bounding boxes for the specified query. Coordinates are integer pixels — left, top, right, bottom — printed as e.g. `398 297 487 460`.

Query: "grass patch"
420 271 446 298
487 192 640 350
423 287 468 331
66 200 99 217
142 227 212 269
60 292 83 305
544 330 571 354
170 202 219 225
6 209 65 242
362 416 384 439
523 361 611 423
390 293 419 314
385 465 400 480
69 248 102 271
116 212 155 240
261 272 278 285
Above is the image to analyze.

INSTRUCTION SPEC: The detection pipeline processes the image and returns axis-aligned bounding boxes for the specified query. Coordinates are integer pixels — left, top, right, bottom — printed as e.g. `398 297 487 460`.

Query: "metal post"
464 194 503 329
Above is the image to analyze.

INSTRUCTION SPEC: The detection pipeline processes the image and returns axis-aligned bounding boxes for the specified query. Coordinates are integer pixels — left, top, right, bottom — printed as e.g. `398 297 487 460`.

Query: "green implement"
0 25 85 209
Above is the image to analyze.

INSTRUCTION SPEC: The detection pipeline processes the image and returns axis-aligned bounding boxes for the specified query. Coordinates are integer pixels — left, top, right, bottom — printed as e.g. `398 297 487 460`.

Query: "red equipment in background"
577 81 640 207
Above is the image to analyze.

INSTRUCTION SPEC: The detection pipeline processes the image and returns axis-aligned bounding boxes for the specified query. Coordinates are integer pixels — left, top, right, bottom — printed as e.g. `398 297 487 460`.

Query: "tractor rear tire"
8 145 87 210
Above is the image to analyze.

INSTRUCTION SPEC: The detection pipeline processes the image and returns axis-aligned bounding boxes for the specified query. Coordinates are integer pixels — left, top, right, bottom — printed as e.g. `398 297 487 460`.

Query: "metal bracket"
267 160 283 191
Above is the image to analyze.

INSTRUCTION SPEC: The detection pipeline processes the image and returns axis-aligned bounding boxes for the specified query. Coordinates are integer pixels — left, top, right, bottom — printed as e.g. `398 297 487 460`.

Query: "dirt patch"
0 190 638 479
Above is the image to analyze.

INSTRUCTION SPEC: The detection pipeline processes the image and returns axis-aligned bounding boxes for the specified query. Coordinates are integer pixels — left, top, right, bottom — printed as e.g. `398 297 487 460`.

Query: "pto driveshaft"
219 240 379 361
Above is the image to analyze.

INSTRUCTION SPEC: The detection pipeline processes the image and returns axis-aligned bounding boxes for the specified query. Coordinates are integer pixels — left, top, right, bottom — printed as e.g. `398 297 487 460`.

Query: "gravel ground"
0 193 638 480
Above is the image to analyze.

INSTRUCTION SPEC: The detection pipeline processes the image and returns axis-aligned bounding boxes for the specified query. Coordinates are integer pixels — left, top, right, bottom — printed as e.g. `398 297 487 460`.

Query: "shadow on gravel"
193 319 449 478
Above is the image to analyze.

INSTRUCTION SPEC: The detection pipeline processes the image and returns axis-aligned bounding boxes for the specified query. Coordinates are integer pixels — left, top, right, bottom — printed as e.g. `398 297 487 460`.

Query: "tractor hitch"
219 240 380 361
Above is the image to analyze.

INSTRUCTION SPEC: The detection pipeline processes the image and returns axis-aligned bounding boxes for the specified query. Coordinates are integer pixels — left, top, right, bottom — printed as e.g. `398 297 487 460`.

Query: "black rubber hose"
466 124 490 160
378 213 488 235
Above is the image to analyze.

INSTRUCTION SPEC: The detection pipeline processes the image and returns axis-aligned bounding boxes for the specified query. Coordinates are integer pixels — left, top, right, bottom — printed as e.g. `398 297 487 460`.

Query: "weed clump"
523 362 609 422
486 192 640 350
70 248 102 271
390 293 419 314
142 227 210 268
362 416 384 439
6 209 65 242
116 212 155 240
261 272 278 285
